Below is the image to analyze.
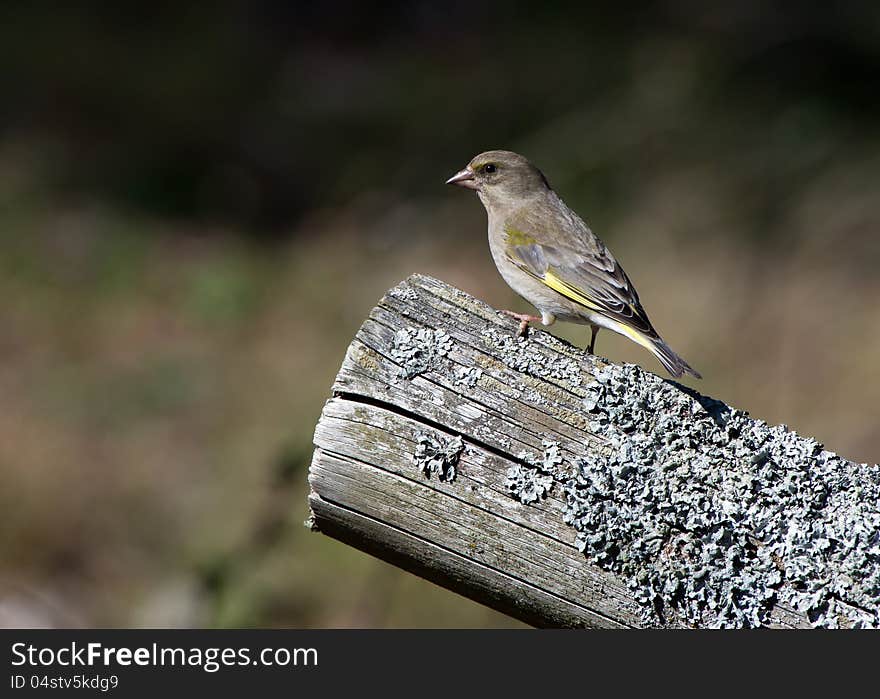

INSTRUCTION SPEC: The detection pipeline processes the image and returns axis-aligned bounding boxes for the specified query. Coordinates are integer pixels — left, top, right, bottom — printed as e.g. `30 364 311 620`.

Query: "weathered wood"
308 274 879 628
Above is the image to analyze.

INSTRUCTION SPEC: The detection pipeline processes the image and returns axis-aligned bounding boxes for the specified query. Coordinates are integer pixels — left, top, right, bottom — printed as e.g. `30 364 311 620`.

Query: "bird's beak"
445 167 478 190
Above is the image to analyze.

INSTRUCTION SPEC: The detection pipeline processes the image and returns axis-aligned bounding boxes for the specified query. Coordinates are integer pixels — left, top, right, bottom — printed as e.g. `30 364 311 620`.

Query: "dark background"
1 1 878 627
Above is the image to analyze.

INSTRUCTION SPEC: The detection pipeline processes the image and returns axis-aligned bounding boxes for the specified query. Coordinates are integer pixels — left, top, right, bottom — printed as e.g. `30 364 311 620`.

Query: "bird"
446 150 701 379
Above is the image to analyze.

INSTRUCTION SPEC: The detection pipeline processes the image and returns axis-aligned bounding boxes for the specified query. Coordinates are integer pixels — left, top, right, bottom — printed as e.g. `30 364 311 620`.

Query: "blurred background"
1 1 878 628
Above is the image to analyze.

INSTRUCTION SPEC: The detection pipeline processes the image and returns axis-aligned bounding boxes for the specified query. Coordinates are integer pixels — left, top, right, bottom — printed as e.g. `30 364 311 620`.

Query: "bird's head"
446 150 551 210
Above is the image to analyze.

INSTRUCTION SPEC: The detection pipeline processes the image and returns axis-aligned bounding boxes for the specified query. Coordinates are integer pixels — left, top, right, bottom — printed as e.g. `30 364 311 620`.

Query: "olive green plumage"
446 149 701 379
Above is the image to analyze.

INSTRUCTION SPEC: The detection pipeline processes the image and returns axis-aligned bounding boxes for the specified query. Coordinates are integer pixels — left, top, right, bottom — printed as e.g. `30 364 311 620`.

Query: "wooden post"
308 274 880 629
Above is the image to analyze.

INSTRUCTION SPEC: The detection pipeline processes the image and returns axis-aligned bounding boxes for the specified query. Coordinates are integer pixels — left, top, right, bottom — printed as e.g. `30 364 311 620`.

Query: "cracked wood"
308 274 812 628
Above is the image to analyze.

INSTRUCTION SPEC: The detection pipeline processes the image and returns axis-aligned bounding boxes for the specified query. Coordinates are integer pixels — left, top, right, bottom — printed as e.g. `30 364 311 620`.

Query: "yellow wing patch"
541 271 655 352
541 270 603 313
613 321 656 352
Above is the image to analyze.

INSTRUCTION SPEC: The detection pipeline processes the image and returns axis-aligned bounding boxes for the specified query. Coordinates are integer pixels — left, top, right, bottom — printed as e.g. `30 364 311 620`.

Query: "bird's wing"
503 202 657 336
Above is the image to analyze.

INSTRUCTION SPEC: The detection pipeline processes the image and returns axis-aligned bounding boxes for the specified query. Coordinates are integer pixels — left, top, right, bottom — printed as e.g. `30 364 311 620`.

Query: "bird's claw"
500 310 541 338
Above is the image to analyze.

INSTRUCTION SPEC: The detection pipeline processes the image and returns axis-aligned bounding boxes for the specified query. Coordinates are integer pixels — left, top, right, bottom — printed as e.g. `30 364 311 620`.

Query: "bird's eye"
483 163 497 174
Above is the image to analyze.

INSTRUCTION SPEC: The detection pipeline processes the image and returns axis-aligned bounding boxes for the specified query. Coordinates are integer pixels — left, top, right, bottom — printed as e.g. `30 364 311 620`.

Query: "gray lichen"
525 439 566 479
391 327 453 379
387 285 419 301
524 390 550 406
413 431 464 482
481 327 582 388
506 465 553 504
561 363 880 628
453 366 483 388
507 440 564 504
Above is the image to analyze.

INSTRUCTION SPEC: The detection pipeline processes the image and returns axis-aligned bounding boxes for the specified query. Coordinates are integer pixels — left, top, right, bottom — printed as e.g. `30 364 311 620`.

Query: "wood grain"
308 274 812 628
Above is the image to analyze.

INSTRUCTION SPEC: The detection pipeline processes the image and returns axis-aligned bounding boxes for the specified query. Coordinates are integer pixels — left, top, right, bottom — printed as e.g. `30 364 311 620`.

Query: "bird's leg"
500 310 542 337
588 325 600 354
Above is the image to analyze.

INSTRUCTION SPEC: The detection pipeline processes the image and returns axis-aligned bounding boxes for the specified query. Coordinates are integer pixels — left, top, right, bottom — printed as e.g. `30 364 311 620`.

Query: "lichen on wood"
310 274 879 629
565 363 880 628
412 431 464 482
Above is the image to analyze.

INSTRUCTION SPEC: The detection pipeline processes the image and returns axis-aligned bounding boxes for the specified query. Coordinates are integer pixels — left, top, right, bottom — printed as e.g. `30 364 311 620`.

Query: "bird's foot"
500 310 542 337
587 325 599 355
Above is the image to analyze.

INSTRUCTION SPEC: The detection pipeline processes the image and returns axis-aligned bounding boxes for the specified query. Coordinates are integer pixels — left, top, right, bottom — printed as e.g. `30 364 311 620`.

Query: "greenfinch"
447 150 701 379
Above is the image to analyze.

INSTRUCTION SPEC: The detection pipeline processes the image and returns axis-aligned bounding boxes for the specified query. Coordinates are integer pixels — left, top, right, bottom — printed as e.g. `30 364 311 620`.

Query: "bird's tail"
645 335 702 379
609 320 702 379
